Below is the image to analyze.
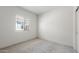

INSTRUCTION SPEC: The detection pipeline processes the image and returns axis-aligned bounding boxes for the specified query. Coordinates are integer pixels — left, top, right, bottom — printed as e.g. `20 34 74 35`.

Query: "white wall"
0 6 37 48
38 7 73 46
73 6 77 50
76 9 79 52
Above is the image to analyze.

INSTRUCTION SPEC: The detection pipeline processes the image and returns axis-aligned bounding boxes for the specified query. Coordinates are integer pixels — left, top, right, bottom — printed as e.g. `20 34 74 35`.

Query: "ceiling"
21 6 57 15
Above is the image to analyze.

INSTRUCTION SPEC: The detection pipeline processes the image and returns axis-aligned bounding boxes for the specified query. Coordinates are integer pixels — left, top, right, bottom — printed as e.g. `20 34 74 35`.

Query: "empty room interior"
0 6 79 53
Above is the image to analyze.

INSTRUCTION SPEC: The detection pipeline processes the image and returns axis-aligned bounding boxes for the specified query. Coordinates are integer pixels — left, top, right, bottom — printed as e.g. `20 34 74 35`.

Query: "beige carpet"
0 39 76 53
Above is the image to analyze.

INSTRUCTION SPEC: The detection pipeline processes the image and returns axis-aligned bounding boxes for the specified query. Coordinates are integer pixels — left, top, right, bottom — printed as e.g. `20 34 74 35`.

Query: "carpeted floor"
0 39 76 53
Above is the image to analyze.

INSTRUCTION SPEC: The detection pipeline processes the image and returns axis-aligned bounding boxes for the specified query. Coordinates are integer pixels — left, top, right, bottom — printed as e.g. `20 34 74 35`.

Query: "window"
16 15 24 30
16 15 31 31
24 20 30 31
16 19 24 30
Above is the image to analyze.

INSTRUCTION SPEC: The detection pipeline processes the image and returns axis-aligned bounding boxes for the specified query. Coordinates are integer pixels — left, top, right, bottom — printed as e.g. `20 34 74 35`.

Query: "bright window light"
16 15 24 30
16 15 31 31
